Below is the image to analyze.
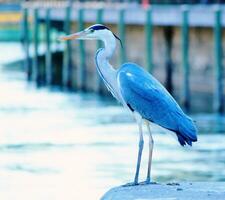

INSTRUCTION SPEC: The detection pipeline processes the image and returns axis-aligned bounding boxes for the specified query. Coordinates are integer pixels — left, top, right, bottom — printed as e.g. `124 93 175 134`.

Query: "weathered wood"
96 8 105 94
78 8 86 91
164 27 173 94
62 5 72 89
214 7 224 113
34 4 225 27
22 7 31 81
118 8 126 65
145 7 153 73
23 4 225 113
45 8 53 86
181 6 190 111
32 8 40 85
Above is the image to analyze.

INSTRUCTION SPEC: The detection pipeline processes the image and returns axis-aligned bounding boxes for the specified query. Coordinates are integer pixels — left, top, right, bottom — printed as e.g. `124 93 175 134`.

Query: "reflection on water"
0 43 225 200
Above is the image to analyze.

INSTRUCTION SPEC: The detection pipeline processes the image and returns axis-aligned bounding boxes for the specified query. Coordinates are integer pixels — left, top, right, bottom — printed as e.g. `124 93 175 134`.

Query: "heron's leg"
134 117 144 185
146 121 154 184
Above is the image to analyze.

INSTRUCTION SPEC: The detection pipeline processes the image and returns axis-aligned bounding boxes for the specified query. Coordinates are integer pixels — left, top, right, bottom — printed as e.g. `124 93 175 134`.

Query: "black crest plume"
113 33 123 49
89 24 123 48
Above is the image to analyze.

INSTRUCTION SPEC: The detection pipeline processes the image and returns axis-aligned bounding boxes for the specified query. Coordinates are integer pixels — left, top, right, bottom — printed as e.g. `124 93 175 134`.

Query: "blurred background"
0 0 225 199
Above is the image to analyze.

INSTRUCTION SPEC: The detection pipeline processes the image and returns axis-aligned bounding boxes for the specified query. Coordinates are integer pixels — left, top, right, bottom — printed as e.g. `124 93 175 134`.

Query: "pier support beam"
78 8 86 91
45 8 53 86
32 8 41 85
96 8 105 94
62 5 72 89
118 8 126 65
22 7 31 81
164 27 174 95
181 7 190 111
214 7 224 113
145 7 153 73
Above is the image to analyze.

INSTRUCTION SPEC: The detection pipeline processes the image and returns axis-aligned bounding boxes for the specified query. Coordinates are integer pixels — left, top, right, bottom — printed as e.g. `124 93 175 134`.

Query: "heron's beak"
58 31 87 41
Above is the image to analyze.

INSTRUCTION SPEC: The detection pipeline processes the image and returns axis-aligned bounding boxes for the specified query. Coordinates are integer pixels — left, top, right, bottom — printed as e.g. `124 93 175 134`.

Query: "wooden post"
96 8 103 50
32 7 40 85
214 7 224 113
45 8 52 86
62 5 72 89
181 6 190 111
96 8 105 93
145 7 153 73
164 27 173 94
118 8 126 65
22 7 31 81
78 8 86 91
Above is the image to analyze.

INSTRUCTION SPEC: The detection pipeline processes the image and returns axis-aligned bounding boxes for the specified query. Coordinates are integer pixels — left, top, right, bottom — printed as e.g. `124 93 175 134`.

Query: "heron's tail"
176 114 198 146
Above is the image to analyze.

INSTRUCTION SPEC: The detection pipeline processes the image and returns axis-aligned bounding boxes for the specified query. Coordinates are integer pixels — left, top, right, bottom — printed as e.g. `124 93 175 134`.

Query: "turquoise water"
0 43 225 200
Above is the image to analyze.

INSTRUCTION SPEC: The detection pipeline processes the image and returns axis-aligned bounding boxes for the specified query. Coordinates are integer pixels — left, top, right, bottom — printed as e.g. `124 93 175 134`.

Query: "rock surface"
101 182 225 200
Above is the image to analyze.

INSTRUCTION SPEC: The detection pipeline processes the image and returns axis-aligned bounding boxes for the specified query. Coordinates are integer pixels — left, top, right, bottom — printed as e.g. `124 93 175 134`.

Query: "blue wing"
118 63 197 146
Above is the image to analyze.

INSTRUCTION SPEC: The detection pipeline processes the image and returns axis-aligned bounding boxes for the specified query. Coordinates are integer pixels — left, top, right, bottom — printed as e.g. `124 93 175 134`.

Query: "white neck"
95 33 121 100
101 34 116 59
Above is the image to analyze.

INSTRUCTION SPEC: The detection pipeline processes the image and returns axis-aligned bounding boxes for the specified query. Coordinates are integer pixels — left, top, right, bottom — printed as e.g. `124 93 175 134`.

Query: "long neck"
96 34 116 68
95 34 119 99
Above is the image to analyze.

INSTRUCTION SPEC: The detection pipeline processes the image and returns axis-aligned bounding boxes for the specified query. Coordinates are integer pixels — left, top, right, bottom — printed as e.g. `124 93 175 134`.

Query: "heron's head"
59 24 122 47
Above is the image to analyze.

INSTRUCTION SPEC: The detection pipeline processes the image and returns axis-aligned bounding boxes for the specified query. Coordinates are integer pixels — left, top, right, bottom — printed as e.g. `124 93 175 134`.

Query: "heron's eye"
90 29 95 33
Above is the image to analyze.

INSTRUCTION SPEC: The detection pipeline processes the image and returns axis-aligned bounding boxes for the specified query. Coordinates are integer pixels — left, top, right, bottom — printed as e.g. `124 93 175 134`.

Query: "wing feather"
118 63 197 146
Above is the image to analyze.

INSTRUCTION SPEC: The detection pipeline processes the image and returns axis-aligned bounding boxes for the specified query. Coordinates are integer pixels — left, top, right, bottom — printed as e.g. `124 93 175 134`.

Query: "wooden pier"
21 2 225 113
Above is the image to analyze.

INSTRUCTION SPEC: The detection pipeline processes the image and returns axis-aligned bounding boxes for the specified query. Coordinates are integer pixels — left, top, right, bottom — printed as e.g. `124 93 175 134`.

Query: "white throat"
95 32 121 101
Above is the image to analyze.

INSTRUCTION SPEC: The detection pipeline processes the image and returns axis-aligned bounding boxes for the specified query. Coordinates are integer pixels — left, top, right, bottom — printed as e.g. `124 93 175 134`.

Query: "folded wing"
118 63 197 146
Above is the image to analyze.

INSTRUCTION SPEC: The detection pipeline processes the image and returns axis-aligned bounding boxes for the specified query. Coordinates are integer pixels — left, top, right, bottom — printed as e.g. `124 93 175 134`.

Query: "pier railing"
13 0 225 4
21 3 224 113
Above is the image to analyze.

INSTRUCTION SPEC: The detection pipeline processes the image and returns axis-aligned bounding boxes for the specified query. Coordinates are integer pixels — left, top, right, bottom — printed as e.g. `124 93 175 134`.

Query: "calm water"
0 43 225 200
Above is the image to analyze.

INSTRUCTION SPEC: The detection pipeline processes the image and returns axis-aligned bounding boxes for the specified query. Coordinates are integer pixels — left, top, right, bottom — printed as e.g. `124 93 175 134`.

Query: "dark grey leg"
146 121 154 183
134 121 144 185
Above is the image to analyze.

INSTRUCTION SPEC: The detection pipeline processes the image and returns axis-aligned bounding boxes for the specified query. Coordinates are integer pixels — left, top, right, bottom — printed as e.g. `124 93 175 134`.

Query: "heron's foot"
144 177 151 185
122 182 139 187
139 179 157 185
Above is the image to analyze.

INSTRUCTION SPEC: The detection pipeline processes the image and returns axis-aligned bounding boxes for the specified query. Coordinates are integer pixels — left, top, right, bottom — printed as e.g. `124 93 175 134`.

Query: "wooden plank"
36 5 225 28
214 7 224 113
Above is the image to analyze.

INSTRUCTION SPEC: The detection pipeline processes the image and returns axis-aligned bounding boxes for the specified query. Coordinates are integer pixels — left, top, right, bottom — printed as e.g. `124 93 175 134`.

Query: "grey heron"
59 24 198 185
